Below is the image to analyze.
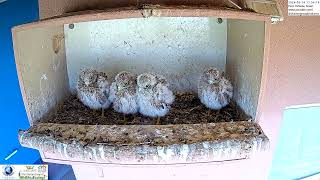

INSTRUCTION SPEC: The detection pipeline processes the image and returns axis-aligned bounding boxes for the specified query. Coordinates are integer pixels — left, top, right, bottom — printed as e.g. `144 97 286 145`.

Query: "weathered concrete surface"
19 121 269 164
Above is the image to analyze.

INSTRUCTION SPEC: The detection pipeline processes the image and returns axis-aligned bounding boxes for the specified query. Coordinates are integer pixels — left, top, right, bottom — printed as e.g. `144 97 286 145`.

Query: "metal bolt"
217 18 223 24
69 23 74 29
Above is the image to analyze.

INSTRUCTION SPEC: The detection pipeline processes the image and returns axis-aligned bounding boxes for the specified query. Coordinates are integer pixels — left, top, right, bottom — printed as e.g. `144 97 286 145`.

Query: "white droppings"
90 147 98 161
180 144 189 161
157 146 166 161
63 144 69 158
157 147 174 162
156 146 175 162
166 147 175 162
224 142 231 159
99 146 106 161
57 143 63 158
203 142 209 150
229 145 235 158
85 149 93 160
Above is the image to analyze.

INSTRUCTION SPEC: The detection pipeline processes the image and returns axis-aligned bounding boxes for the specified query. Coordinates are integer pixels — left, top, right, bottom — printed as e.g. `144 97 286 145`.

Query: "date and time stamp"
288 0 320 15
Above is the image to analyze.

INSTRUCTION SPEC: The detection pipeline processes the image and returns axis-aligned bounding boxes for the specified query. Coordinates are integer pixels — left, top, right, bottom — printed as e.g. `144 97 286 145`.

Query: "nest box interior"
14 17 265 125
13 6 271 164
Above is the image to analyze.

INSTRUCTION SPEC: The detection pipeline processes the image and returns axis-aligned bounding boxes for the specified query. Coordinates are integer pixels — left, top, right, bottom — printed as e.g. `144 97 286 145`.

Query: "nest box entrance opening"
13 7 270 164
14 17 265 125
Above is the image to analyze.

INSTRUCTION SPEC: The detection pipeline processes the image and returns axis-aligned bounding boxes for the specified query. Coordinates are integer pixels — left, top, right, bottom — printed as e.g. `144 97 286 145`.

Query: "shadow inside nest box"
41 93 251 125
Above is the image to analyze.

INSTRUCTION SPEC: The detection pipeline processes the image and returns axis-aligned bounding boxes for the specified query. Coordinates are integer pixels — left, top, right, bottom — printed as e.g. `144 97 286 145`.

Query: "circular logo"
3 165 14 176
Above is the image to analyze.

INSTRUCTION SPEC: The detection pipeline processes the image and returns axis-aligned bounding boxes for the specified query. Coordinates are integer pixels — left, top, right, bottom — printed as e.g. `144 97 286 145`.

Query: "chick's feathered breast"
137 73 175 117
109 71 138 114
76 68 111 110
198 67 233 110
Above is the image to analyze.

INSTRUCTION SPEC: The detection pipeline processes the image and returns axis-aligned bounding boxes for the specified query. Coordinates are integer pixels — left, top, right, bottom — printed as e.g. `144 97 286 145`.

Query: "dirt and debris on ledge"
41 92 250 125
19 121 269 163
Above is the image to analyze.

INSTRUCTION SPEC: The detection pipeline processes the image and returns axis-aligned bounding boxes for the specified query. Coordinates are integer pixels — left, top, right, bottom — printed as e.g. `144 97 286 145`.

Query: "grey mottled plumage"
109 71 138 114
198 67 233 110
76 68 111 111
137 73 175 118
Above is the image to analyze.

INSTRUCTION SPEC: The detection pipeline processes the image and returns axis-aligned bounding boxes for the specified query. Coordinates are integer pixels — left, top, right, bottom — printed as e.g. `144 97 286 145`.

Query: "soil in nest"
42 93 251 125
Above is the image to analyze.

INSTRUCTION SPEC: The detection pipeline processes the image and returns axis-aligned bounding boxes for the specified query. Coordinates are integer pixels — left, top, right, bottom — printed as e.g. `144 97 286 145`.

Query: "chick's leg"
206 109 211 123
55 101 62 116
123 114 127 125
156 117 161 125
101 108 105 118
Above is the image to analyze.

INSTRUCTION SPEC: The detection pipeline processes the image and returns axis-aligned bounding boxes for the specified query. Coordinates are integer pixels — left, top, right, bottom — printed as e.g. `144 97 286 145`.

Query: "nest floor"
41 93 250 125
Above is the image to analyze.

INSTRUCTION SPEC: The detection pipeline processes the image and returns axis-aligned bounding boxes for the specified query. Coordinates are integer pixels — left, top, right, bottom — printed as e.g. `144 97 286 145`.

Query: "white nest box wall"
13 26 69 125
64 17 227 93
227 19 265 118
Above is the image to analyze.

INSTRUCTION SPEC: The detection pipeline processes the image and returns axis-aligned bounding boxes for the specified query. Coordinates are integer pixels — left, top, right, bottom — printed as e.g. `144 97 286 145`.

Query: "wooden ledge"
19 121 269 164
12 5 271 33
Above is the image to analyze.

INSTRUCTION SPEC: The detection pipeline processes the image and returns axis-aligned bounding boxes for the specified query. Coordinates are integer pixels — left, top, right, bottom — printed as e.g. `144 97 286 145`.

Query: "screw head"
217 18 223 24
69 23 74 29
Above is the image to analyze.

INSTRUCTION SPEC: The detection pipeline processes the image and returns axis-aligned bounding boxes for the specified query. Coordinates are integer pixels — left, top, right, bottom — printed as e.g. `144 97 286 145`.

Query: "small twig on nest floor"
214 115 219 122
188 105 202 113
173 118 178 123
224 112 232 117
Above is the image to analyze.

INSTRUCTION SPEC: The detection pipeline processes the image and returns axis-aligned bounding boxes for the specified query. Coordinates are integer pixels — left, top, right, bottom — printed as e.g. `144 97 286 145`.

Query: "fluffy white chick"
198 67 233 110
77 68 111 117
109 71 138 122
137 73 175 125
